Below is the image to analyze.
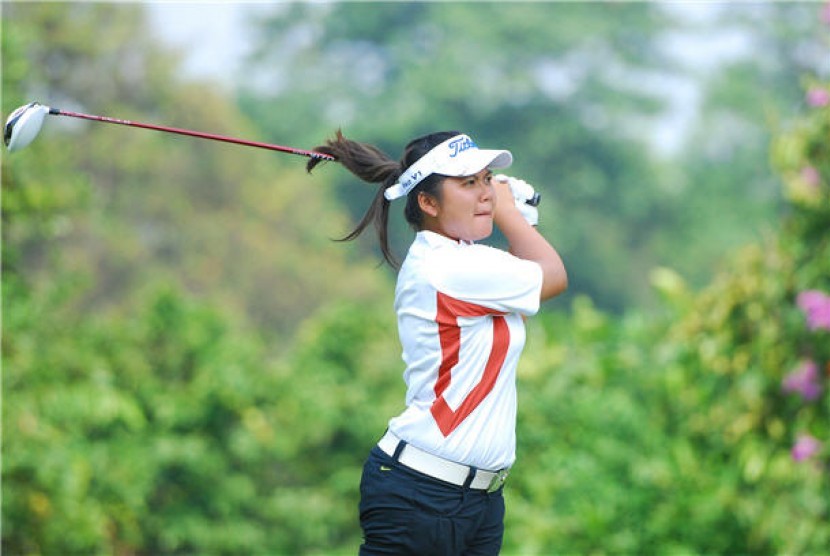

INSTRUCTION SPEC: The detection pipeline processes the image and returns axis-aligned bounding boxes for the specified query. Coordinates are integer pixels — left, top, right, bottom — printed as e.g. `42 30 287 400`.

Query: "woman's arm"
492 177 568 301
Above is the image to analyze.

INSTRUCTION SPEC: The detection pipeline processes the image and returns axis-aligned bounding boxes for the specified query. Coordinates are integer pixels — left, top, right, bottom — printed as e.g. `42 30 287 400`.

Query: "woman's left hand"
494 174 539 226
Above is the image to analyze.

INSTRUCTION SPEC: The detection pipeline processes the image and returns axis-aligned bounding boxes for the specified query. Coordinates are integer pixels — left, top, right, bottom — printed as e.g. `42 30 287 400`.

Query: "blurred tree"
2 4 392 553
239 2 826 312
240 2 676 311
661 2 829 288
2 2 391 344
506 77 829 553
4 279 302 554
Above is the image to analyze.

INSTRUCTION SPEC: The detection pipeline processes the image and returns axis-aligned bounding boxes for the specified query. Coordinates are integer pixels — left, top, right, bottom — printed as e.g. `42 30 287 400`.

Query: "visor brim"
437 149 512 178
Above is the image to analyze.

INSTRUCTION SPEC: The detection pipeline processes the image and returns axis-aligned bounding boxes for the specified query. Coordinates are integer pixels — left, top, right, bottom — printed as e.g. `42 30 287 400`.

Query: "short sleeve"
425 243 543 316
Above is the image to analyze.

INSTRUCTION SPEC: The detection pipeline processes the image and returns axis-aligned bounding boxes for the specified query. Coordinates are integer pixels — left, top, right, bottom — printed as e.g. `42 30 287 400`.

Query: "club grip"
526 192 541 207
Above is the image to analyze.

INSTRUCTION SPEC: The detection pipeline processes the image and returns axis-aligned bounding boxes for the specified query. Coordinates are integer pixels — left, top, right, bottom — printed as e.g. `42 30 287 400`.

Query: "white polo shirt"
387 231 543 471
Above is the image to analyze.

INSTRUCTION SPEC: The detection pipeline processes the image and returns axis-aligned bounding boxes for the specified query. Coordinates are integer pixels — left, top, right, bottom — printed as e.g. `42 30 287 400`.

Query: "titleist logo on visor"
448 135 477 157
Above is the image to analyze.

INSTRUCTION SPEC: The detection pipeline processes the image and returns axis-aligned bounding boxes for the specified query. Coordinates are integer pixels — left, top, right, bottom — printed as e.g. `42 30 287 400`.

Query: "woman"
307 130 567 555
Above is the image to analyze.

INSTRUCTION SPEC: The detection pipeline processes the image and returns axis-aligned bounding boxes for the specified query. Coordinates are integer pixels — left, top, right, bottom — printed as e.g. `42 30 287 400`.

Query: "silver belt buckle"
487 469 509 493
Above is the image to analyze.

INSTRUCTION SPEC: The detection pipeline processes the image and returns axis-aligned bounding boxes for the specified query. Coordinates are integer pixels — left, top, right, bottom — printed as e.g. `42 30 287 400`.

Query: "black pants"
359 446 505 556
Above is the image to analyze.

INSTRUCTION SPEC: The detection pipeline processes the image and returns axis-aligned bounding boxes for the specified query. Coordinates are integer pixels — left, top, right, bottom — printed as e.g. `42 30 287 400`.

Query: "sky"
147 2 274 88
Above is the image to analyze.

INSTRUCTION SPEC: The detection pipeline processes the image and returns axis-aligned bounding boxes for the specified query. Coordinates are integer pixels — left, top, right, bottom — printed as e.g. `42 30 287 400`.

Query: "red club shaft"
51 108 336 161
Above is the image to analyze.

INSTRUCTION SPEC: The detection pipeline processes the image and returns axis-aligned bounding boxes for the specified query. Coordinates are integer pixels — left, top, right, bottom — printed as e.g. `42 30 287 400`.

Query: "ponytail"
307 129 461 268
307 130 401 267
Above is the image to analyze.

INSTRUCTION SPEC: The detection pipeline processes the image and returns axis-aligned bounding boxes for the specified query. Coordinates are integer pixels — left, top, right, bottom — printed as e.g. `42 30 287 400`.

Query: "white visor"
384 134 513 201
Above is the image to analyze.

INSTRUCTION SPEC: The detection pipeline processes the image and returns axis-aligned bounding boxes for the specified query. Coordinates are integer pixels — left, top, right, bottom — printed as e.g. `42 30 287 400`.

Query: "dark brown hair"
307 130 460 268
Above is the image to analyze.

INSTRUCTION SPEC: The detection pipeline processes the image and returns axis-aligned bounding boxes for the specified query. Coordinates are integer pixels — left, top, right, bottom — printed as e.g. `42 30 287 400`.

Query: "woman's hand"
494 174 539 226
492 175 568 301
492 174 520 218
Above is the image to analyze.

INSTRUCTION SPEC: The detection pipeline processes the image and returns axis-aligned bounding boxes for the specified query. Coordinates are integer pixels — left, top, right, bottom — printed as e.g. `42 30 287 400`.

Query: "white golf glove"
496 175 540 226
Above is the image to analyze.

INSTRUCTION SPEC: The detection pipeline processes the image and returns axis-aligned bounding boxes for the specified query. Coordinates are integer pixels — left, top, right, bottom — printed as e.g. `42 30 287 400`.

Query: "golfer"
308 131 567 555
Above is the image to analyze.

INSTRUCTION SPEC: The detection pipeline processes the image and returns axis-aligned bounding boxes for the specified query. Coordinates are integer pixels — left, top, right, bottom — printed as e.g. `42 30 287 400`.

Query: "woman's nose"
479 178 493 199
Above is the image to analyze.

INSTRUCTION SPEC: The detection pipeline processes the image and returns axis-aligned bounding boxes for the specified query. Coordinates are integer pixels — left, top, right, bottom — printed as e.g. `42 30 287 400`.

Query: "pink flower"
800 166 821 188
822 1 830 26
782 359 823 401
806 87 830 107
797 290 830 331
792 434 822 462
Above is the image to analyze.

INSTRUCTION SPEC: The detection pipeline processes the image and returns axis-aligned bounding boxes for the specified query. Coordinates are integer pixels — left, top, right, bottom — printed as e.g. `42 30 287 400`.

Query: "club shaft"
49 108 335 160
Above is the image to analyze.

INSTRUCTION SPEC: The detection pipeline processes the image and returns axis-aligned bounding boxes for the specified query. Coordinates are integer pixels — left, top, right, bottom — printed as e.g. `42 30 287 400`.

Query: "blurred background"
2 2 828 554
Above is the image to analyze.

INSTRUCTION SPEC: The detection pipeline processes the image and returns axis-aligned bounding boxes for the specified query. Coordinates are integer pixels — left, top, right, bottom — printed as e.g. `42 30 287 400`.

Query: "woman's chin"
468 221 494 242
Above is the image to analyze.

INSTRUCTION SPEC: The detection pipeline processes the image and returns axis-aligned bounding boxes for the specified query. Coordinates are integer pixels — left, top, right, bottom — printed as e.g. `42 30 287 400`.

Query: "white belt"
378 430 509 492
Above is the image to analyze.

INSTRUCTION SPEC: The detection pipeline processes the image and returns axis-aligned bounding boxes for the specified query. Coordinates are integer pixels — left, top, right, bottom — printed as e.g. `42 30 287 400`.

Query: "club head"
4 102 50 152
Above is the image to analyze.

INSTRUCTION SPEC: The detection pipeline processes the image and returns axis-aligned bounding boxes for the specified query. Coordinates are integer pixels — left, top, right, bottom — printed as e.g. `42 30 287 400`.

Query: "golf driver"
3 102 336 160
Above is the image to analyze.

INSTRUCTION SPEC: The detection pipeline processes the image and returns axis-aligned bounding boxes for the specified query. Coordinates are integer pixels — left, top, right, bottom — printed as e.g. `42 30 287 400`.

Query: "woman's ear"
417 192 439 218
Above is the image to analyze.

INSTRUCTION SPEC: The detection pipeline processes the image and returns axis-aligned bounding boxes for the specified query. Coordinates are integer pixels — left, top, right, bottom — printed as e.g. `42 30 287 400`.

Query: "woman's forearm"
494 181 568 301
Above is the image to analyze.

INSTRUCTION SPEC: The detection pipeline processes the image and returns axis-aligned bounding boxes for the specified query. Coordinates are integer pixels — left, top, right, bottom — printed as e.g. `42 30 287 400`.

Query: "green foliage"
2 276 402 554
258 300 404 553
239 2 825 312
2 3 390 344
240 2 678 311
4 279 271 553
2 4 391 554
3 2 829 554
506 81 830 554
655 82 830 553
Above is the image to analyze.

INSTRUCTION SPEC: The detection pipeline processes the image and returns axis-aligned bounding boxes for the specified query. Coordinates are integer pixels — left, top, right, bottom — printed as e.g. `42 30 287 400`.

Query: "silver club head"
4 102 51 152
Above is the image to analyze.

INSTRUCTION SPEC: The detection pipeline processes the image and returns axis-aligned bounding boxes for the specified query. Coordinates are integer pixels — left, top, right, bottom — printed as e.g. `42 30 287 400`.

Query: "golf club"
3 102 336 160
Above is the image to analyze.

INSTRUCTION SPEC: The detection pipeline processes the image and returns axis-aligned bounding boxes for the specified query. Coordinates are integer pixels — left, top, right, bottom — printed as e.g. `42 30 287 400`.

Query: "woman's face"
423 168 496 242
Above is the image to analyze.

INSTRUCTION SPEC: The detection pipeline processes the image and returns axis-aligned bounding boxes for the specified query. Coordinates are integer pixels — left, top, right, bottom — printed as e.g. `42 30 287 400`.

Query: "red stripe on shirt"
431 292 510 437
